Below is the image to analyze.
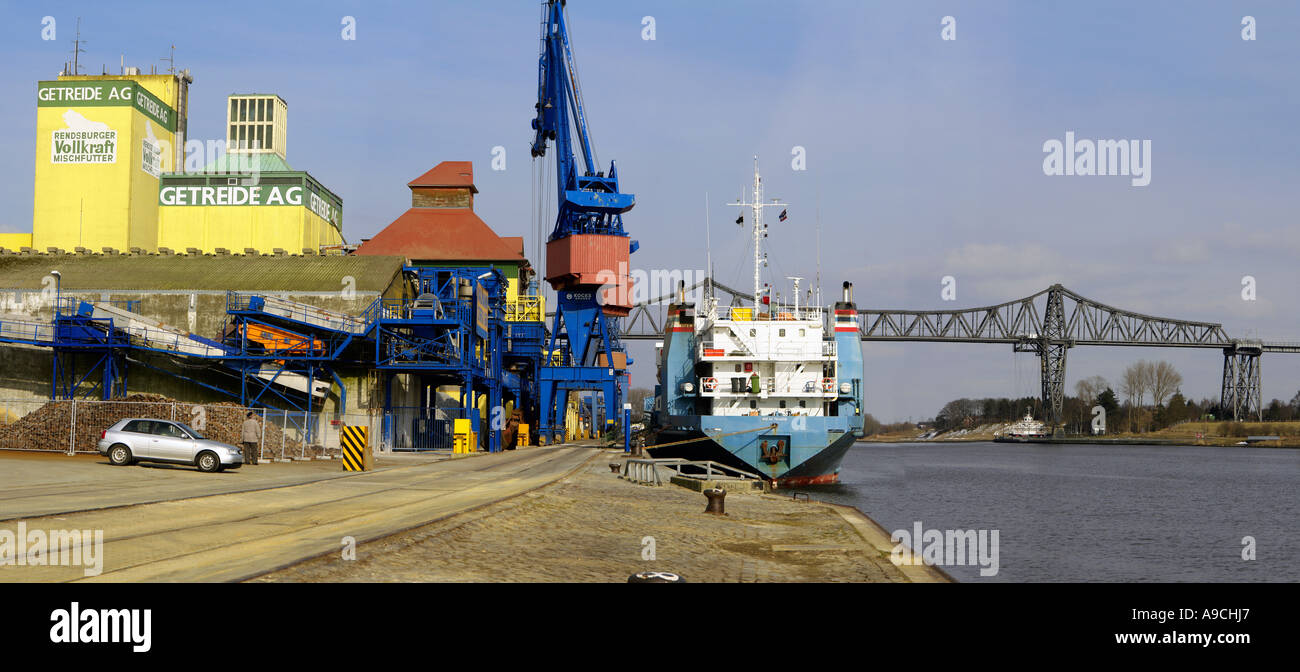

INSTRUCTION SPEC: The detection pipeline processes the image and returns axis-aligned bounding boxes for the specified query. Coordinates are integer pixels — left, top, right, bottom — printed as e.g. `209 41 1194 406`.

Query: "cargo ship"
646 160 865 486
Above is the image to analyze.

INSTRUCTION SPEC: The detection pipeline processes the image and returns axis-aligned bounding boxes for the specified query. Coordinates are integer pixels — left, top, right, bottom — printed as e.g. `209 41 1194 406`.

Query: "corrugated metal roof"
353 208 526 263
408 161 478 192
197 153 295 173
0 254 405 292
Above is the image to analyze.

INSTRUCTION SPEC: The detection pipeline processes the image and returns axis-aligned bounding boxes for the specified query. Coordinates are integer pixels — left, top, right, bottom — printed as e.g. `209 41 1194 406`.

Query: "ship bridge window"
734 364 742 373
779 329 786 337
799 329 805 337
749 329 756 337
799 400 806 408
779 400 786 409
749 401 757 409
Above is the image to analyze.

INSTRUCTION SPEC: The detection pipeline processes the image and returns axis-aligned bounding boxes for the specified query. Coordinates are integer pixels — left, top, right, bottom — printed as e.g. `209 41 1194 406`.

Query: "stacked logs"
0 394 309 454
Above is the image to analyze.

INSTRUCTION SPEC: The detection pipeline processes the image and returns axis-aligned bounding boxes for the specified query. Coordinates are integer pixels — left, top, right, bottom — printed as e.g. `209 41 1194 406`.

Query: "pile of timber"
0 394 309 454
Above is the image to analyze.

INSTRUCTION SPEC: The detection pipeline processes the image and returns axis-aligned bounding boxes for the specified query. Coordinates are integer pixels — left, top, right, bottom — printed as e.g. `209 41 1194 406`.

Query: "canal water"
812 442 1300 582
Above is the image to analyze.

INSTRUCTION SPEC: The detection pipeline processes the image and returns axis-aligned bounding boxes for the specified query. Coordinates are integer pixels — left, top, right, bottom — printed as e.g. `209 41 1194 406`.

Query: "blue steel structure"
51 300 129 401
368 267 519 453
531 0 637 443
0 264 544 453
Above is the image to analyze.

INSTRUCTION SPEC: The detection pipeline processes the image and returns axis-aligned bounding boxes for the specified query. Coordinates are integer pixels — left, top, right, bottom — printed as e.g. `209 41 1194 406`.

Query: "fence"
0 397 479 459
384 406 477 452
0 398 369 460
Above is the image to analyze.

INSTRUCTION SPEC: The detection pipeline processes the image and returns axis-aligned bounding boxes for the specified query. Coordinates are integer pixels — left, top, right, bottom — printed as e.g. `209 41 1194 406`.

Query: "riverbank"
254 450 946 583
861 420 1300 448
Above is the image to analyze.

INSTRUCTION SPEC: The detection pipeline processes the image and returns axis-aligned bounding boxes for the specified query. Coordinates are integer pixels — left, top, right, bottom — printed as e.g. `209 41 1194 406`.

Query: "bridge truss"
616 280 1298 424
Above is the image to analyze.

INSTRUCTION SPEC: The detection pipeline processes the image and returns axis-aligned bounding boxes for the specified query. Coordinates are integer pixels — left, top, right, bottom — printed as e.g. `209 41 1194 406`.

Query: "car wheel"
108 444 134 466
196 451 221 473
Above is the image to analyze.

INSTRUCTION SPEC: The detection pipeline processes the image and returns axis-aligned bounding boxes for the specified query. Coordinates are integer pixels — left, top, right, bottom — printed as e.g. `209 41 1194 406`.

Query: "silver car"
97 418 243 473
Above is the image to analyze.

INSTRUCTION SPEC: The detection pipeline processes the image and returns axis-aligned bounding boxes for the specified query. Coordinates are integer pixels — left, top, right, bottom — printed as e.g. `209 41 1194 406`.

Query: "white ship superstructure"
694 295 839 417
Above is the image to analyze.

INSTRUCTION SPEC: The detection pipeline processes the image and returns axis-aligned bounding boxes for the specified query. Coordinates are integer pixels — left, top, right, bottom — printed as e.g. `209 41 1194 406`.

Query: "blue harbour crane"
530 0 638 445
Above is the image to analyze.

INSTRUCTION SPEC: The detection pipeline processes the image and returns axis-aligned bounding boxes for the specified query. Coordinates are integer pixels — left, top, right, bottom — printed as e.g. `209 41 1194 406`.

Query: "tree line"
927 359 1300 434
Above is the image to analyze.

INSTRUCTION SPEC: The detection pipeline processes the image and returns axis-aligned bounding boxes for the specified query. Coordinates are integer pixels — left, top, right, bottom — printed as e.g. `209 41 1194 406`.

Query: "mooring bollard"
703 487 726 515
609 462 621 473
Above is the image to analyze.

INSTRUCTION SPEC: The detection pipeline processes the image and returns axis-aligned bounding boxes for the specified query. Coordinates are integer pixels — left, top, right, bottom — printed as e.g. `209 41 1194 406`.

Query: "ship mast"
729 156 786 310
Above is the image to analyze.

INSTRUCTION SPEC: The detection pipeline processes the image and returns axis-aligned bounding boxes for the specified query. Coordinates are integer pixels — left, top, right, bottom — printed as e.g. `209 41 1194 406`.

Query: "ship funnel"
842 281 853 303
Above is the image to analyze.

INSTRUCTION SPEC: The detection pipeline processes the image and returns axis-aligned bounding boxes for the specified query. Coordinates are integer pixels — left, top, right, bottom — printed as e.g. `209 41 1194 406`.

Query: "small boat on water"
994 411 1051 442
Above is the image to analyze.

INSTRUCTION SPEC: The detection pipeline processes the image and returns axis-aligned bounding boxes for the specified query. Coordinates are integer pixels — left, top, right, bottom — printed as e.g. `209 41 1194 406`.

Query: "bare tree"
1136 360 1155 408
1074 375 1109 406
1150 361 1183 407
1120 363 1146 432
1120 365 1141 408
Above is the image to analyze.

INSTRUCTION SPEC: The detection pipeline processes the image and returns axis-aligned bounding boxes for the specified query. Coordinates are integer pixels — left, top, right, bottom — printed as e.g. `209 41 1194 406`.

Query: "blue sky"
2 1 1299 421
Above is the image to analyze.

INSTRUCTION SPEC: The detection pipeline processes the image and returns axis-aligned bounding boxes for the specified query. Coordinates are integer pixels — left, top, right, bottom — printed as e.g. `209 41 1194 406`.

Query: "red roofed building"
355 161 534 303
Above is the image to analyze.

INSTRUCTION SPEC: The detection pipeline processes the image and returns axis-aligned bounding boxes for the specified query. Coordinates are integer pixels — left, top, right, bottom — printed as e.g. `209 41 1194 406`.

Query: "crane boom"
530 0 636 240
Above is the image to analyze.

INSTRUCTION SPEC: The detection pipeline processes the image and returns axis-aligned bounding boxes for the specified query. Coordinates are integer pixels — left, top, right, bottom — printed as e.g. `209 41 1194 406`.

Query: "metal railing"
0 317 54 343
504 295 545 322
228 292 369 334
621 457 763 485
621 458 665 485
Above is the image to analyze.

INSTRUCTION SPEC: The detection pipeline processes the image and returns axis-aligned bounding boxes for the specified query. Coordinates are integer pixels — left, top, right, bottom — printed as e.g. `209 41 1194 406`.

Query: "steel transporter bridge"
618 280 1299 424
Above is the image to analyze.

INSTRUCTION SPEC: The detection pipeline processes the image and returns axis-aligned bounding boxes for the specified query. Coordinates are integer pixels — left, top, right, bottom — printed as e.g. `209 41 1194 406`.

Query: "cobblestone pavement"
255 451 912 583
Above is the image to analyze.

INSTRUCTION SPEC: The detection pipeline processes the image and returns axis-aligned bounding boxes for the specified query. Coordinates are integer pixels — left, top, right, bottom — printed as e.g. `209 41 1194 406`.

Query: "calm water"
810 442 1300 582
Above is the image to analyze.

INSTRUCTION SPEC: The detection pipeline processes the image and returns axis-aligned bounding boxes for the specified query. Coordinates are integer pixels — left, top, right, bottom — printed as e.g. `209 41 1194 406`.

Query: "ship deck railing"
698 340 835 361
700 376 838 398
723 306 824 322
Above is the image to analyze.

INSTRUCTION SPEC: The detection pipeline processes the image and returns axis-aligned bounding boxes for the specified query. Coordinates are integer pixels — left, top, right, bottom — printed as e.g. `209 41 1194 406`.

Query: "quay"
255 445 949 583
0 444 946 582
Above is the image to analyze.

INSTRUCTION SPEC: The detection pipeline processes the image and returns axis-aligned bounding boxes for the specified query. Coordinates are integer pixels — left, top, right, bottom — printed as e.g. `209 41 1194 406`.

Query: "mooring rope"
643 423 779 450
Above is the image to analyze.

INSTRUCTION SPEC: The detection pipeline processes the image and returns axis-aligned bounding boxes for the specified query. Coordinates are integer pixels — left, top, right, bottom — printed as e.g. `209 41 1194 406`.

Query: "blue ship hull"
648 414 857 485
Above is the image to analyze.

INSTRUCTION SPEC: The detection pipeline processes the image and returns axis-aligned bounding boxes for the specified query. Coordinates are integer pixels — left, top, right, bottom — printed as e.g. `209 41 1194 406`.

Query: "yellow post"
453 418 472 454
341 425 369 471
518 423 529 447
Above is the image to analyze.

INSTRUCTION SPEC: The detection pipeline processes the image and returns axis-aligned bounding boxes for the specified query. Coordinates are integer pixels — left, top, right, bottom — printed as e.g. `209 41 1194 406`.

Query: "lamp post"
50 269 61 317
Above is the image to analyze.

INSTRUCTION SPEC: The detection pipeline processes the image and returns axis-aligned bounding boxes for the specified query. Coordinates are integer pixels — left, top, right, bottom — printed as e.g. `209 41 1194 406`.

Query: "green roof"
199 153 294 173
0 254 405 293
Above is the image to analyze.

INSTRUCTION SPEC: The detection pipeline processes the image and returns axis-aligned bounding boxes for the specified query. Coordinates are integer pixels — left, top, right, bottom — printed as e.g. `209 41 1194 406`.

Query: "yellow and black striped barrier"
341 425 371 471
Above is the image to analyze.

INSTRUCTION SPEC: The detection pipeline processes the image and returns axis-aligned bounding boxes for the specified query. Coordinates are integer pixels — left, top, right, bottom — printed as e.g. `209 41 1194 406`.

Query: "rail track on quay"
0 445 600 582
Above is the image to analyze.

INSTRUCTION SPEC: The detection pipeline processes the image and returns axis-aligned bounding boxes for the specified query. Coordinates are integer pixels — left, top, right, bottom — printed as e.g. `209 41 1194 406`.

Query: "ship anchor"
760 439 787 464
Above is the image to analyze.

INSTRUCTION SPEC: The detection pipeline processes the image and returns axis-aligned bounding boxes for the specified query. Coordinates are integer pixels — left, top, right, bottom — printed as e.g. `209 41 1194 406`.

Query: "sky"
1 1 1298 422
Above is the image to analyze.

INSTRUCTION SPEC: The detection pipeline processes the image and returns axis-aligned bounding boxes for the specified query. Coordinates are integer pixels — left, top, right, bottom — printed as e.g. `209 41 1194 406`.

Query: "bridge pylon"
1221 342 1262 422
1013 285 1072 429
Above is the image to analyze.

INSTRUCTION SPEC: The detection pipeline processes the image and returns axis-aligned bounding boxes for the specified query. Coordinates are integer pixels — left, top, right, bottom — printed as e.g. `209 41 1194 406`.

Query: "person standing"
242 411 261 465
